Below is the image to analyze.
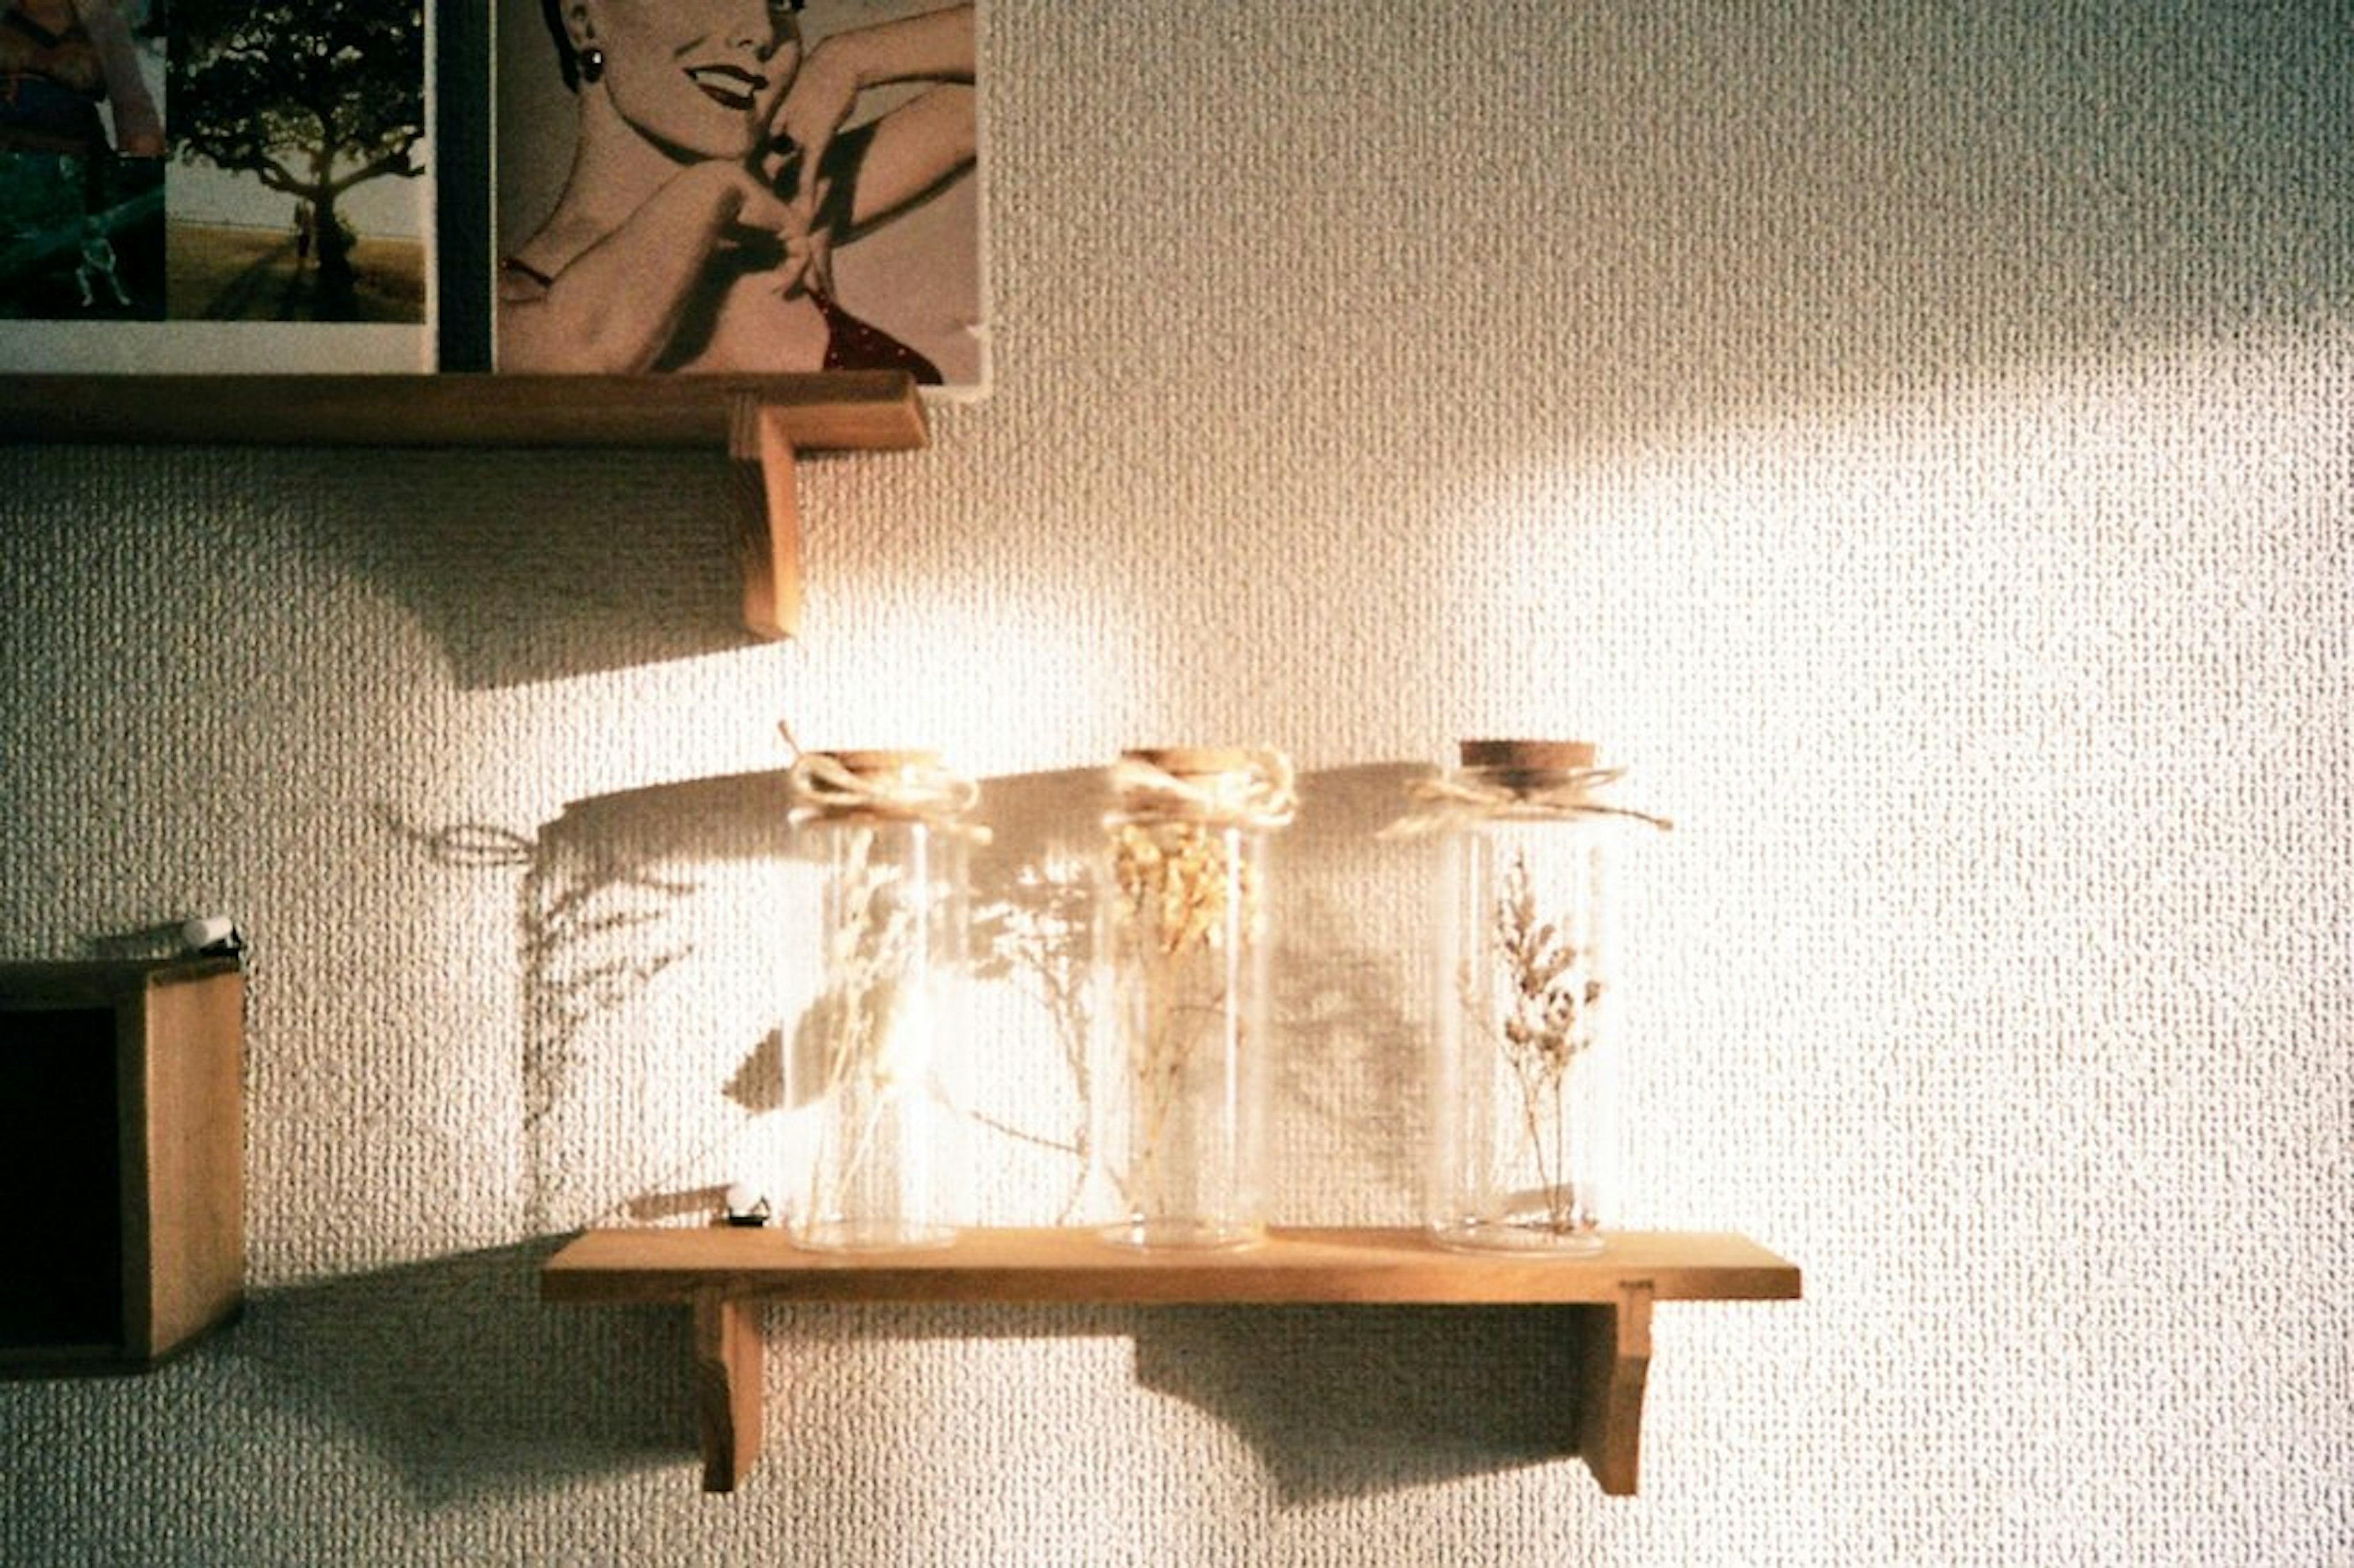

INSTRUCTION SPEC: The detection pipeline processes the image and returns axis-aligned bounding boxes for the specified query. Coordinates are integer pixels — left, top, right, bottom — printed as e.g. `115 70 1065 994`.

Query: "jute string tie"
1107 751 1297 830
1384 766 1674 838
783 744 991 844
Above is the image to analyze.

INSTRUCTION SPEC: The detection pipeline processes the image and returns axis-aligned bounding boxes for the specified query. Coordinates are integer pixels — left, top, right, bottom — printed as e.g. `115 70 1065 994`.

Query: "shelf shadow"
745 1295 1601 1504
294 447 753 688
222 1239 695 1506
1129 1303 1596 1504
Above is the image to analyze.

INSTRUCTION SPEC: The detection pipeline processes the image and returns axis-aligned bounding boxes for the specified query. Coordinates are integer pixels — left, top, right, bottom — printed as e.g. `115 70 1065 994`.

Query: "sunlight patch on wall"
1428 326 2352 1241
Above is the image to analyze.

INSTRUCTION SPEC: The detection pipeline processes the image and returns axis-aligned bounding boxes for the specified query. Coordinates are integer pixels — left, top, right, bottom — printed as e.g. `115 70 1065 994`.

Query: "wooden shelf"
1 957 245 1376
0 371 931 640
541 1225 1800 1496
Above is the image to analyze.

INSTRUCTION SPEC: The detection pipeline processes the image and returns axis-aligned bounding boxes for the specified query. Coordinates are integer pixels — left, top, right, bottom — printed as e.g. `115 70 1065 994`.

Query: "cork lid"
1458 739 1597 771
1122 747 1262 777
826 750 942 775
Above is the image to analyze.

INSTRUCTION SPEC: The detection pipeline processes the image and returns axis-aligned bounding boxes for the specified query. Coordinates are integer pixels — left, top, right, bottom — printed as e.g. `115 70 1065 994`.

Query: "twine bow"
1107 750 1297 829
785 747 991 842
1383 767 1674 839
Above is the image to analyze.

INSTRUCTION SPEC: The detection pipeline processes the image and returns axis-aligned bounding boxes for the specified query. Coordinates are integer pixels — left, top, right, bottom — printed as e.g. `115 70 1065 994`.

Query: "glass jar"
1414 740 1668 1256
785 750 979 1251
1094 747 1293 1249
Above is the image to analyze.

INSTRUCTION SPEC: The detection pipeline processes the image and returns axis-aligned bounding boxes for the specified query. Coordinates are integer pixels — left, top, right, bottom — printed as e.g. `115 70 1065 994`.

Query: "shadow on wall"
505 761 1439 1235
224 1260 1596 1505
1272 763 1433 1219
1130 4 2344 484
291 447 763 688
760 1297 1596 1504
520 769 791 1233
221 1239 692 1506
1130 1304 1595 1504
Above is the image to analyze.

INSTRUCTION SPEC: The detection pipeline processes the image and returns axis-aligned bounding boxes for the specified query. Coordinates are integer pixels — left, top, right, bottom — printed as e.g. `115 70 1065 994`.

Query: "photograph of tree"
0 0 432 369
168 0 427 324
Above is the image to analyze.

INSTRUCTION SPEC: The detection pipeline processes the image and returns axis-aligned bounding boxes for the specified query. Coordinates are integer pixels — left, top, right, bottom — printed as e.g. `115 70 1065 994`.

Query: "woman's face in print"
587 0 803 160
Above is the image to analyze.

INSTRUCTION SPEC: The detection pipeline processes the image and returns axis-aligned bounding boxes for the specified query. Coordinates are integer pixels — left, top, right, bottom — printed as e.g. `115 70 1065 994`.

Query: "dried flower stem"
971 864 1095 1222
806 827 924 1227
1462 847 1602 1236
1108 820 1256 1216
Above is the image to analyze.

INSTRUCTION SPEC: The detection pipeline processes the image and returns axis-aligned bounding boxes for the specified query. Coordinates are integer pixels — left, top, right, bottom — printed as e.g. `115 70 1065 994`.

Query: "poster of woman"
494 0 983 392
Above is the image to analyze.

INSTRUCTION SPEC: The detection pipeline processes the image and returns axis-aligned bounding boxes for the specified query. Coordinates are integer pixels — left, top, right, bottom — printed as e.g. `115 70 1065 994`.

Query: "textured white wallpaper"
4 1 2350 1564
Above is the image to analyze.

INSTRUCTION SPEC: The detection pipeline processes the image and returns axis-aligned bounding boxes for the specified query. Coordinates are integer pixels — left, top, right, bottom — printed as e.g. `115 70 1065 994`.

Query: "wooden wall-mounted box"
0 957 245 1375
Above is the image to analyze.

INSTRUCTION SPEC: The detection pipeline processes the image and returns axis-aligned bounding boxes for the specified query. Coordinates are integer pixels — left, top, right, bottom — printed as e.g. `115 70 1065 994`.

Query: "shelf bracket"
728 396 803 641
1574 1279 1655 1496
691 1288 763 1493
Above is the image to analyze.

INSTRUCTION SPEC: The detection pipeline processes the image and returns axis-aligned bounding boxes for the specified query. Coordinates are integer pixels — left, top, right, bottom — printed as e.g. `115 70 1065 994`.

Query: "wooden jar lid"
1122 747 1261 776
1458 739 1597 771
825 750 942 775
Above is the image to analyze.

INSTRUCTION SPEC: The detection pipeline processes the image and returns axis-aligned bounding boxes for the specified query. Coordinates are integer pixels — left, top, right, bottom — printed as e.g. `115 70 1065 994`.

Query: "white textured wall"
4 2 2350 1563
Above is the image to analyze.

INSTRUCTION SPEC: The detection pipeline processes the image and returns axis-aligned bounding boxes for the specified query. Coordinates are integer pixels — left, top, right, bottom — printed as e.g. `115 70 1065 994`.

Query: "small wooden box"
0 957 245 1374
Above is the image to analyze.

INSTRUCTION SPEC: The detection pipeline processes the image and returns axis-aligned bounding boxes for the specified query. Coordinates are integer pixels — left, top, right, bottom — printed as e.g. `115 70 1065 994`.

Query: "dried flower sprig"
802 827 926 1226
1462 848 1602 1237
1107 820 1259 1215
1111 822 1254 961
970 859 1095 1221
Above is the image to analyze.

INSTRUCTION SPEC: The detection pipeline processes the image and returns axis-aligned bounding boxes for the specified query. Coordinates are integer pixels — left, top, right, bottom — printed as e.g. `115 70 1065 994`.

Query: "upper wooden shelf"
542 1225 1800 1496
0 371 931 639
0 371 926 450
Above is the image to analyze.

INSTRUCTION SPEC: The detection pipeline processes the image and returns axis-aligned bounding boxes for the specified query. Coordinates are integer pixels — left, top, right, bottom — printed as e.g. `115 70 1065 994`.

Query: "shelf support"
691 1288 763 1493
1574 1279 1655 1496
729 397 803 641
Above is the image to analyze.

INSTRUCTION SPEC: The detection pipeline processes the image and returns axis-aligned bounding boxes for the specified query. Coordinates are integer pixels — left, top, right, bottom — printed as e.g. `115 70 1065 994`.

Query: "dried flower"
1463 848 1601 1236
1106 820 1259 1216
802 828 928 1225
970 859 1095 1220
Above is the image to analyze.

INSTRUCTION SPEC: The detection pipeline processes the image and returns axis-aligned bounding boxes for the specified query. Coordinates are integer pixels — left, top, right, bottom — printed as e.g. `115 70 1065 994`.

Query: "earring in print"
577 45 605 83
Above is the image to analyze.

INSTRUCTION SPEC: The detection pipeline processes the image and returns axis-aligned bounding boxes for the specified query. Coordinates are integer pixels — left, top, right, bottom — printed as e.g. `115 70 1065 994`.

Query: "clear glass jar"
785 750 978 1251
1094 747 1292 1249
1420 740 1663 1256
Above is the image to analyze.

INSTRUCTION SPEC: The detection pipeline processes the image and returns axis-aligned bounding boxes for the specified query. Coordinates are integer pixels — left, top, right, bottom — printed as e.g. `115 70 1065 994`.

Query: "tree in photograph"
169 0 424 318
